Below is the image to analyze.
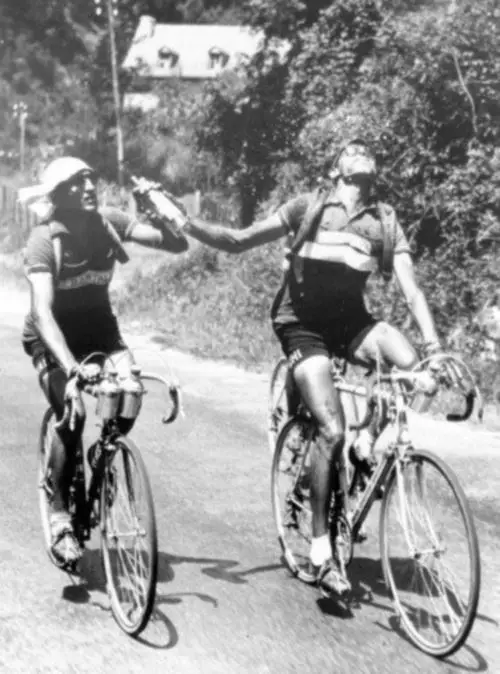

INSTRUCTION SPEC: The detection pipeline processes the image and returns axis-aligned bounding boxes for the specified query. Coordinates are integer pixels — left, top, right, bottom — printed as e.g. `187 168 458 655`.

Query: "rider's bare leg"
350 321 418 454
293 355 345 557
37 361 85 513
35 356 84 563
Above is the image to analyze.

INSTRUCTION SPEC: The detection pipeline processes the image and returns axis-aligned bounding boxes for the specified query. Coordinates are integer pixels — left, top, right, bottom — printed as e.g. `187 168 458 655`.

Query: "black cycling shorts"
273 311 377 372
22 312 127 365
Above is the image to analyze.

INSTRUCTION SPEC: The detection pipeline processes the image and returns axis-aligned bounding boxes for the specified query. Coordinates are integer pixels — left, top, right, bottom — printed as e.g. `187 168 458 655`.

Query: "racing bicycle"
269 353 482 657
38 352 181 637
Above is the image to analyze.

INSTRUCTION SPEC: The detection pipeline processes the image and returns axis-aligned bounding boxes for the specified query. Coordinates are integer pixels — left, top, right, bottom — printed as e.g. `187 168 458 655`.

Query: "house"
121 15 289 110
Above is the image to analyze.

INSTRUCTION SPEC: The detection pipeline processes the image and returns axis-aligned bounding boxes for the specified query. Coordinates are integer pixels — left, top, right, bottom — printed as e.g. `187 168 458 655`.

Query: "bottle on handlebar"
119 365 144 420
96 370 121 421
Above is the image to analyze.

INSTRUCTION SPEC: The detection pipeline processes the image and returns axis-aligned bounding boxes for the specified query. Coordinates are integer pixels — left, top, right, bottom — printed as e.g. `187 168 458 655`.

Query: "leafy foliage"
3 0 500 371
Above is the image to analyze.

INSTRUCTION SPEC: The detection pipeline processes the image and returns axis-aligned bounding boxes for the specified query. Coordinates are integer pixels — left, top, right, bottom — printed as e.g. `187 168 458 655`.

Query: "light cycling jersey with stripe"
273 192 411 326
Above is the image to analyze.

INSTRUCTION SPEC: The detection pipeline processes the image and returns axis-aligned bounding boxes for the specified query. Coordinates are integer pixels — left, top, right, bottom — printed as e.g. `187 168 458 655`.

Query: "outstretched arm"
127 220 189 253
393 253 441 349
101 205 188 254
185 212 286 253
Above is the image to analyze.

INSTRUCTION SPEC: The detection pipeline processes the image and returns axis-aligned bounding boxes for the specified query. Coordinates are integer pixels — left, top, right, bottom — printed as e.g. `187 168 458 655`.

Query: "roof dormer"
208 46 229 70
158 46 179 68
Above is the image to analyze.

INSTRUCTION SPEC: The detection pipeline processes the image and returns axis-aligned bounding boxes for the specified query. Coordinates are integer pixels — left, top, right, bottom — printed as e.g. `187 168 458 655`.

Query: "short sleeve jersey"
22 206 137 346
273 192 411 325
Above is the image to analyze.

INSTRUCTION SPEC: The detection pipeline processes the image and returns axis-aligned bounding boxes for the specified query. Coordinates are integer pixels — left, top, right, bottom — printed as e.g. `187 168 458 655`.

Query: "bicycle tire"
271 416 316 583
268 357 290 456
100 435 158 637
380 448 480 658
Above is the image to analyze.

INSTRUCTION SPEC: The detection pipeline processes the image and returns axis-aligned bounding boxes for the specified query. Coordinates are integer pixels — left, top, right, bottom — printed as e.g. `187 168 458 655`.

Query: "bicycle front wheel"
100 436 158 637
268 357 290 456
380 449 480 657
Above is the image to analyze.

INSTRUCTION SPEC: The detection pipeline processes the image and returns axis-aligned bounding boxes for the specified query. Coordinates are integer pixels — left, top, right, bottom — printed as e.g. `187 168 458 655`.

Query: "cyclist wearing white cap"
20 157 188 565
157 138 442 596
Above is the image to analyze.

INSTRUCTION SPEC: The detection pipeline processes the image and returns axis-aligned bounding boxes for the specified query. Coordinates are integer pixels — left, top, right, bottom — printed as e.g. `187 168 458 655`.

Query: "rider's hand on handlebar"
65 363 101 392
61 363 101 431
64 372 80 401
424 342 463 391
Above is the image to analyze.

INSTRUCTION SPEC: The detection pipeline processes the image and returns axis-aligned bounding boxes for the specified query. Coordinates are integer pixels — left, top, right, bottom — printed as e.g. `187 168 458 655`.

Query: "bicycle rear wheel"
271 417 316 583
268 357 290 456
100 436 158 637
380 449 480 657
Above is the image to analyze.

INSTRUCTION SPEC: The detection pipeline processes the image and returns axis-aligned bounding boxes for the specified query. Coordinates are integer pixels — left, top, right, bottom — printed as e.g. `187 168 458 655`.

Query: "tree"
197 0 380 224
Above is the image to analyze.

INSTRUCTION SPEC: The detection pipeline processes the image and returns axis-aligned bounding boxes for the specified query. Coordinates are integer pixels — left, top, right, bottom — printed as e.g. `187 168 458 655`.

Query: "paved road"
0 305 498 673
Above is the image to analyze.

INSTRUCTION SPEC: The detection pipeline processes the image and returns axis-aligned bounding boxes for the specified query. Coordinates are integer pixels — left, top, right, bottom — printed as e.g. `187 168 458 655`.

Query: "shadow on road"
158 551 283 585
58 547 282 650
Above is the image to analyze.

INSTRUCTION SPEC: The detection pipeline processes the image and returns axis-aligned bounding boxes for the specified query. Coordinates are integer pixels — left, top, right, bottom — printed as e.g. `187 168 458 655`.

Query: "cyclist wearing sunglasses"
19 156 188 566
157 139 442 596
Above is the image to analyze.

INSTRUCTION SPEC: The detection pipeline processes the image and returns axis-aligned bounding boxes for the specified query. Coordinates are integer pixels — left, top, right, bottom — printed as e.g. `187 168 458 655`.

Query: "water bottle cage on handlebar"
55 366 182 432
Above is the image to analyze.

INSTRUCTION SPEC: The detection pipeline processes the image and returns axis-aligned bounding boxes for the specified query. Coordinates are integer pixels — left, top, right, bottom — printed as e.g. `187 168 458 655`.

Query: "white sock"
310 534 332 566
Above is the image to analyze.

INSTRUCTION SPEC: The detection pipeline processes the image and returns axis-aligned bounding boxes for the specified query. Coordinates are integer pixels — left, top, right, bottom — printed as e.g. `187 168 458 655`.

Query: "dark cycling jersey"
22 206 136 355
273 192 411 326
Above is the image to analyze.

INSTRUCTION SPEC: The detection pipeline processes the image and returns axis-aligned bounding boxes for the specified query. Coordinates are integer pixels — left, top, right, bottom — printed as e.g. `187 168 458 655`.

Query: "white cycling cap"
17 156 93 214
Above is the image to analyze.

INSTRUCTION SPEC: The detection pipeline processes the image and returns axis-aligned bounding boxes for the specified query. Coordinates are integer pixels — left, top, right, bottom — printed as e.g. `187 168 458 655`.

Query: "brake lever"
446 390 475 422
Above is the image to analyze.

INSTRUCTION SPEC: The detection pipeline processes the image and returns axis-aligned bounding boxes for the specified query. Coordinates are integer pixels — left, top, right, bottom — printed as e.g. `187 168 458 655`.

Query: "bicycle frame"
70 421 119 545
339 355 481 543
345 382 410 541
284 354 481 552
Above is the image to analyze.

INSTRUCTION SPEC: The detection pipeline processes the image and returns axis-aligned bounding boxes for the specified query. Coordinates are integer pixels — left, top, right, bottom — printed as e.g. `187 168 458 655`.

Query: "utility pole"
94 0 124 188
13 102 28 172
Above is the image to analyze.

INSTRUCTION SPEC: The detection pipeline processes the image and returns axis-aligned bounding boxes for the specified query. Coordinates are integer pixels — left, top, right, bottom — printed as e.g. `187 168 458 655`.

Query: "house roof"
122 16 289 79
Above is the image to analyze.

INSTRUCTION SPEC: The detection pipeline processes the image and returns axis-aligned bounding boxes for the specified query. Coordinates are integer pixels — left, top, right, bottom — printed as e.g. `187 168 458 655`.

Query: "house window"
208 46 229 70
158 47 179 68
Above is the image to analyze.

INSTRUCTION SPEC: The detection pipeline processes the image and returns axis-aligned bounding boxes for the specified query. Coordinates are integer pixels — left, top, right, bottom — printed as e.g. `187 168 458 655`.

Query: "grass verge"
113 241 285 373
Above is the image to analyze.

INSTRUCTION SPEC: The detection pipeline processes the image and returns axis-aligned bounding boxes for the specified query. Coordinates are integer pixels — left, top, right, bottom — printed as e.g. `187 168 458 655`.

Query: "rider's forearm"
33 310 78 375
156 219 189 253
185 218 247 253
407 289 441 346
